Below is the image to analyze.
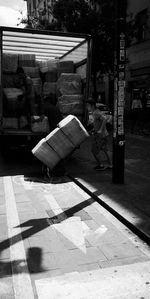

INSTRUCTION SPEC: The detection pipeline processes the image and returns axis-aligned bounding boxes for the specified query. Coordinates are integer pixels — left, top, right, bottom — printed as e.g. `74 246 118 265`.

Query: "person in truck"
14 67 35 127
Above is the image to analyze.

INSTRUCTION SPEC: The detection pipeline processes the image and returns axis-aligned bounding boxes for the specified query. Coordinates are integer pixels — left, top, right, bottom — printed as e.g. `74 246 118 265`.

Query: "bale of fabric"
23 67 40 78
3 117 18 129
38 60 48 73
19 116 28 129
58 114 89 147
43 82 56 97
31 78 42 96
45 127 74 159
32 114 88 169
57 73 82 95
3 88 24 114
18 54 36 67
31 116 50 133
58 95 84 115
3 53 18 73
57 61 74 77
47 59 58 71
32 138 61 170
43 94 57 106
2 73 17 88
38 59 58 73
3 88 24 100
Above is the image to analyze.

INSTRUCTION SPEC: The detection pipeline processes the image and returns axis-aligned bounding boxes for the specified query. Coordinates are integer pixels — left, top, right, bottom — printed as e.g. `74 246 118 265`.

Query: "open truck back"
0 26 92 152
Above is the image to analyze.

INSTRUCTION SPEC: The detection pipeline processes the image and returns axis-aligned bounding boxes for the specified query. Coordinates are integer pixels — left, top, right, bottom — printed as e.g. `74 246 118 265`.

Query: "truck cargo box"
0 26 92 151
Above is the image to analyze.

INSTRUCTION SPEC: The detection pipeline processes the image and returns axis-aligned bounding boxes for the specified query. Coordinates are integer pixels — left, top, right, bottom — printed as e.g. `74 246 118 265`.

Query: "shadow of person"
0 247 46 277
26 247 46 273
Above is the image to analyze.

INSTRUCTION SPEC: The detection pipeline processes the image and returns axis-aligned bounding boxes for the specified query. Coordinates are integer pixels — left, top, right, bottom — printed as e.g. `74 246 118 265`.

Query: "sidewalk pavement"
66 132 150 241
0 133 150 298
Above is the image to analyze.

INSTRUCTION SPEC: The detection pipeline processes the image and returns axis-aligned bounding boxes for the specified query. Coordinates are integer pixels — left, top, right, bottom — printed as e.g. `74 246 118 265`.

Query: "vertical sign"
112 0 126 184
0 28 2 131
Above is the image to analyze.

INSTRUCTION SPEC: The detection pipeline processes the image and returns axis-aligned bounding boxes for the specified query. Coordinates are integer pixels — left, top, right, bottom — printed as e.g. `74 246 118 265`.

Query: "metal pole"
0 28 3 132
112 0 127 184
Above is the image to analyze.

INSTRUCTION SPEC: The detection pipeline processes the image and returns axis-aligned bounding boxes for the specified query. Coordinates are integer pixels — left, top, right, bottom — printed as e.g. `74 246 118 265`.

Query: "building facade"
24 0 150 110
89 0 150 111
24 0 56 23
126 0 150 110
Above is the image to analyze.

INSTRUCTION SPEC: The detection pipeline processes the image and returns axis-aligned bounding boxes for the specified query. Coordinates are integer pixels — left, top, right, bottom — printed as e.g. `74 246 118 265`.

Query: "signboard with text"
112 0 126 184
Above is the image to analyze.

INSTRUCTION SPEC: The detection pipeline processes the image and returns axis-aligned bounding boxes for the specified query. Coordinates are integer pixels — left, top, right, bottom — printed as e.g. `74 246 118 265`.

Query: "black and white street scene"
0 0 150 298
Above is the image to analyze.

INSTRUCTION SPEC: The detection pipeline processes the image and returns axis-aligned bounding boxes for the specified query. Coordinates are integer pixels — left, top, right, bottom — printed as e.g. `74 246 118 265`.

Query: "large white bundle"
32 138 61 169
47 59 58 71
58 73 81 83
3 117 18 129
18 54 36 67
31 78 42 95
43 82 56 97
46 127 74 159
58 95 83 115
23 67 40 78
3 88 23 99
31 116 50 133
38 60 48 73
38 59 58 73
3 53 18 73
3 88 24 112
2 73 16 88
19 116 28 129
58 115 89 147
57 61 74 77
57 73 82 95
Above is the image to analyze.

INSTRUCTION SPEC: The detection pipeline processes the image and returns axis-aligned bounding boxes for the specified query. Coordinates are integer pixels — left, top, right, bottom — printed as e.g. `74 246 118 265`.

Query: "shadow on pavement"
0 197 94 277
66 135 150 241
0 247 46 277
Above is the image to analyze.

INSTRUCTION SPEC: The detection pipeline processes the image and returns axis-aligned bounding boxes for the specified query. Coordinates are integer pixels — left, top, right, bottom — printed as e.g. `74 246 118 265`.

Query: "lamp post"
112 0 127 184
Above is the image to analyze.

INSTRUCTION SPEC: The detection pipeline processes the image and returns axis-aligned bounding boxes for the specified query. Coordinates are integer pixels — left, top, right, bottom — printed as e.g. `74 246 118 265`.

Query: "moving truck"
0 26 92 152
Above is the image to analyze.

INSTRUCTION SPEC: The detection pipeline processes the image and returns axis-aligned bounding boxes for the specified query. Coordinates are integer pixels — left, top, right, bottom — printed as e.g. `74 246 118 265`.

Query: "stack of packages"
39 59 58 105
55 60 83 122
20 55 49 133
17 54 37 129
57 72 83 122
2 53 20 129
57 61 74 77
32 114 89 170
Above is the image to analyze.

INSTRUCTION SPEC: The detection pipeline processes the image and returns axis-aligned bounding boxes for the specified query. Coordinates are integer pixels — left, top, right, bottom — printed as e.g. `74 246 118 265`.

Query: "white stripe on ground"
4 176 35 299
44 193 86 253
44 194 63 215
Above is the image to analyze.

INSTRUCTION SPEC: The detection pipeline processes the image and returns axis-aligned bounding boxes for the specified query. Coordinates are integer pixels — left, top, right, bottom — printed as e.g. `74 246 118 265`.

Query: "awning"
0 26 91 62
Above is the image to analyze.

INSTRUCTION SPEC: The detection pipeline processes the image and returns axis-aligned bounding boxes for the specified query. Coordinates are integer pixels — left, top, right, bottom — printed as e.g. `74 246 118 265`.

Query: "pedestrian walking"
131 96 142 134
86 98 112 171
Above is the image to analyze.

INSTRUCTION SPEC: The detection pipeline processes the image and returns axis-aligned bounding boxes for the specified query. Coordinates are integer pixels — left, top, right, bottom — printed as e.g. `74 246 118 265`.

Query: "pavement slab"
35 261 150 299
0 161 150 299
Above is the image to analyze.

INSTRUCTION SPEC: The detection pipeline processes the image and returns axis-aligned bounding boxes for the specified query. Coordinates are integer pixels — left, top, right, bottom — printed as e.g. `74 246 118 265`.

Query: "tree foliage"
52 0 115 76
20 0 129 95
